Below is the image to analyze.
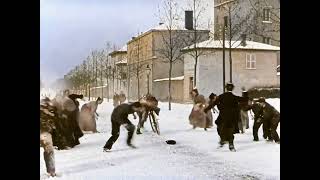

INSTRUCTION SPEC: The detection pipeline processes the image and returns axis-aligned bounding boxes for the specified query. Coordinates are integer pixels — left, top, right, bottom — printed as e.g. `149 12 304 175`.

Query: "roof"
127 22 210 44
109 44 127 56
115 58 127 65
182 39 280 51
154 76 184 82
118 44 127 52
150 22 208 31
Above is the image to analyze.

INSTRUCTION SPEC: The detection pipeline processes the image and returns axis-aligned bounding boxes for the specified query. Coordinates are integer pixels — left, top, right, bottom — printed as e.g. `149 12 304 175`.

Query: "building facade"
182 40 280 102
126 23 210 101
214 0 280 47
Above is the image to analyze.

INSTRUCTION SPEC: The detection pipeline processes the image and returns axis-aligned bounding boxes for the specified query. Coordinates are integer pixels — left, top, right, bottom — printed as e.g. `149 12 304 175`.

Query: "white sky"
40 0 214 85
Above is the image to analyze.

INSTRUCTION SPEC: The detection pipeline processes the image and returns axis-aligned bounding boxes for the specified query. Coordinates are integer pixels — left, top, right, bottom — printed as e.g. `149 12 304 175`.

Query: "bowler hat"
165 140 176 145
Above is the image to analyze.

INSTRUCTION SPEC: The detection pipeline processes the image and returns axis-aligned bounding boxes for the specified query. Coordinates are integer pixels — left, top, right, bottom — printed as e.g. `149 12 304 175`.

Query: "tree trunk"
137 68 140 100
168 61 172 111
106 75 109 102
112 70 115 96
85 84 88 97
88 84 91 101
127 65 130 101
194 54 198 88
95 59 98 89
193 1 198 88
100 68 103 99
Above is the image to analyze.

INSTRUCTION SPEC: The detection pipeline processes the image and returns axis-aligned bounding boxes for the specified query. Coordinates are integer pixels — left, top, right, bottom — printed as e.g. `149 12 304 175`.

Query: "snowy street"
40 99 280 180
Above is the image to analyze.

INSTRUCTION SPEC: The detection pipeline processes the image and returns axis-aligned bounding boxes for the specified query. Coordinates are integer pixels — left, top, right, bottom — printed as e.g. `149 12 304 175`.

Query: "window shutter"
246 54 250 68
252 54 256 68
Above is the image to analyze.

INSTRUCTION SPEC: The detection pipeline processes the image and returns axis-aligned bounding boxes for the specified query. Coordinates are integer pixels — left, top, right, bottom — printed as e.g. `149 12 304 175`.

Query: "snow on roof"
154 76 184 82
118 44 127 52
109 45 127 56
115 58 127 65
182 39 280 51
150 22 208 31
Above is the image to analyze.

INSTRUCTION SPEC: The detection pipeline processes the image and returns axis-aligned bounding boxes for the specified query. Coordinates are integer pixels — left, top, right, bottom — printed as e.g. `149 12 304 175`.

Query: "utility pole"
228 7 232 83
214 0 235 93
223 16 227 93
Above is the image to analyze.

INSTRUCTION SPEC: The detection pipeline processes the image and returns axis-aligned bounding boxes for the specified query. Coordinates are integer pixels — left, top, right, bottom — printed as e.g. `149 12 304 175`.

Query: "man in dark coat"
215 82 248 151
103 102 144 151
67 93 84 145
257 97 280 143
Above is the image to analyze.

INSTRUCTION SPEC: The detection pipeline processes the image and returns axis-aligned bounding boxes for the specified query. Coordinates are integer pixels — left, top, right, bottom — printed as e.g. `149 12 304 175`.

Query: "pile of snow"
41 98 280 180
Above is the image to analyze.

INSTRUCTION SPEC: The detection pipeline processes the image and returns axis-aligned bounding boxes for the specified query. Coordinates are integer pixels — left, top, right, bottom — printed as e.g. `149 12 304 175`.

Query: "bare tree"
185 0 210 87
214 0 256 83
97 49 106 99
157 0 186 110
102 42 113 101
248 0 280 43
127 34 147 100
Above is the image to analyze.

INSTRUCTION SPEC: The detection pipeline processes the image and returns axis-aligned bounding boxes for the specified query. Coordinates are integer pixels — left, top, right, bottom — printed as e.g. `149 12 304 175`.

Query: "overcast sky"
40 0 213 85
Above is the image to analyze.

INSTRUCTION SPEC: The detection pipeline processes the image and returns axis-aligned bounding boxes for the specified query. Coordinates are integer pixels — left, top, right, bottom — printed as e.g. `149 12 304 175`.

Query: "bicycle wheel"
150 111 160 135
149 113 156 133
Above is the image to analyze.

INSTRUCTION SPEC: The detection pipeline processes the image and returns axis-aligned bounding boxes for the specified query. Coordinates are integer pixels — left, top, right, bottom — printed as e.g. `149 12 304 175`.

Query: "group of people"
40 89 104 177
41 83 280 177
40 89 159 177
189 82 280 152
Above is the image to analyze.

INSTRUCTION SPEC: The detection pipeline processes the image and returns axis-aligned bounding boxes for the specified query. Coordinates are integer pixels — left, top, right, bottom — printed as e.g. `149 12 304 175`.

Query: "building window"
246 54 256 69
263 8 271 22
263 37 271 44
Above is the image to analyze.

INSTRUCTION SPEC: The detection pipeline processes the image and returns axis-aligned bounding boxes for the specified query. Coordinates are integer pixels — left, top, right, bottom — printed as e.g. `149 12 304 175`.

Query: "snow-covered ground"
40 98 280 180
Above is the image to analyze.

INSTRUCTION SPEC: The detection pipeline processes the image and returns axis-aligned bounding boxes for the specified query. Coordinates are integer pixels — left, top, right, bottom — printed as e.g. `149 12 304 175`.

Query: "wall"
183 48 279 101
127 29 210 101
153 80 184 102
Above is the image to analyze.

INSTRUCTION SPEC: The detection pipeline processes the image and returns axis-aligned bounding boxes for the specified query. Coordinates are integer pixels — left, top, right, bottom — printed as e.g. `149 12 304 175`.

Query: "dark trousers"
219 124 235 145
104 119 135 150
253 120 272 141
269 115 280 142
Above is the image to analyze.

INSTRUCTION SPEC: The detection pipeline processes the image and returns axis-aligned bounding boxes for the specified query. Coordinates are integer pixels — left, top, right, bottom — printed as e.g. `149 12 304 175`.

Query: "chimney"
241 34 247 46
185 11 193 30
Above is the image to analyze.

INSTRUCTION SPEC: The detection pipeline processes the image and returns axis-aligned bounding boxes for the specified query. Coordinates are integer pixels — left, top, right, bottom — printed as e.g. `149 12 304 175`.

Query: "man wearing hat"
257 97 280 143
215 82 248 151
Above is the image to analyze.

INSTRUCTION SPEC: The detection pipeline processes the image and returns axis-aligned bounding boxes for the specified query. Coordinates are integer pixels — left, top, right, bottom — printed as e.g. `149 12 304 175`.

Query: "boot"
127 143 137 149
229 143 236 152
136 128 142 135
218 140 227 148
